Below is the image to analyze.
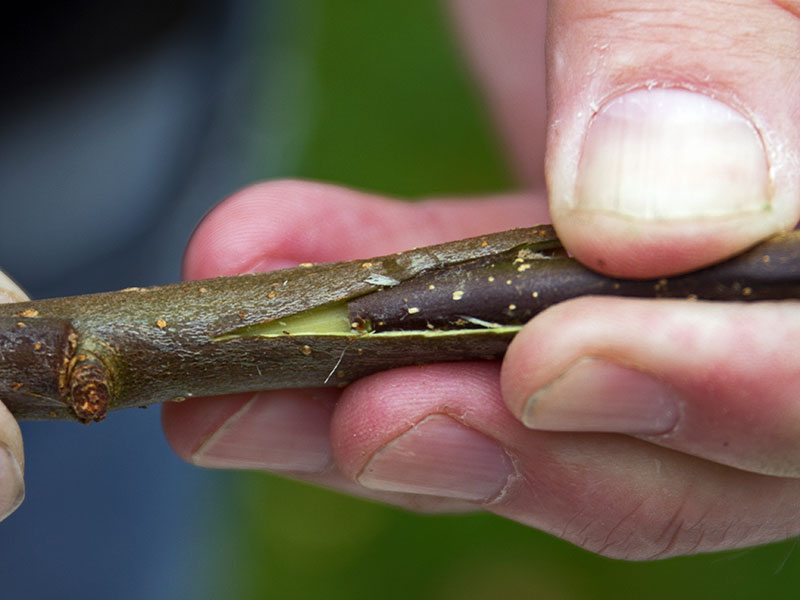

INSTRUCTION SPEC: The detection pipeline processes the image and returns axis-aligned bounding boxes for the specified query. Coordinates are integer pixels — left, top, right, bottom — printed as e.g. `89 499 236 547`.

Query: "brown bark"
1 226 798 423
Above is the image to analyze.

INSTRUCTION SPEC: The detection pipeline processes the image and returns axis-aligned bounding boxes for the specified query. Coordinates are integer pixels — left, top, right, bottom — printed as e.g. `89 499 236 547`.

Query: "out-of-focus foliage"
212 1 800 598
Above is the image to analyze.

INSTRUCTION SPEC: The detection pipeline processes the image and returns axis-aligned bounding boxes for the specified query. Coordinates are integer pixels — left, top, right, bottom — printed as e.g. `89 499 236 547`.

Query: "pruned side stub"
0 315 112 422
66 354 111 423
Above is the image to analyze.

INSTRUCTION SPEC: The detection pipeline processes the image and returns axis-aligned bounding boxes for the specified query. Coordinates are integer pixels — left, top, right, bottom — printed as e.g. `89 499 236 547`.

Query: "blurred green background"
207 2 800 598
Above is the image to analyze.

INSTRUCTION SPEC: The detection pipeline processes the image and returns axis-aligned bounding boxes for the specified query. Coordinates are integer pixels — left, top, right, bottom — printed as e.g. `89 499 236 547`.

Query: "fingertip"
331 363 507 481
545 3 800 277
183 178 549 280
182 179 338 280
547 86 793 277
333 364 519 503
0 270 29 303
0 400 22 467
501 299 583 420
0 401 24 521
551 212 784 277
0 443 23 521
161 394 252 463
502 296 800 476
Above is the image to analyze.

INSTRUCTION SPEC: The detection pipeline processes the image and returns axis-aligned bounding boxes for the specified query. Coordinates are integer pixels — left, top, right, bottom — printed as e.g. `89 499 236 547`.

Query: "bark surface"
1 226 798 423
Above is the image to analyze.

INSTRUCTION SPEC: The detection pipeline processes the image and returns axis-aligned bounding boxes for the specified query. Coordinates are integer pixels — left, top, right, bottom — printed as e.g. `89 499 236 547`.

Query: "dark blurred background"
1 2 799 598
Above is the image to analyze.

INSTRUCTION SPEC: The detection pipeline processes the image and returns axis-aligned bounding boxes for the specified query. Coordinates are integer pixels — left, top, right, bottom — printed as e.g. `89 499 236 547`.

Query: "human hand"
164 1 800 559
0 272 27 521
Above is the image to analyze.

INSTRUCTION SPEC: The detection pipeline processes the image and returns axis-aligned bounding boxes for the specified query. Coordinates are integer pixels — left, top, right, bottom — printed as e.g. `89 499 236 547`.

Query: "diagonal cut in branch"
1 226 799 423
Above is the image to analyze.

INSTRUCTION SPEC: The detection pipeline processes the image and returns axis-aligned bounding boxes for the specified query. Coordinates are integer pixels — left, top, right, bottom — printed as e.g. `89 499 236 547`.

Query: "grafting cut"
1 226 799 423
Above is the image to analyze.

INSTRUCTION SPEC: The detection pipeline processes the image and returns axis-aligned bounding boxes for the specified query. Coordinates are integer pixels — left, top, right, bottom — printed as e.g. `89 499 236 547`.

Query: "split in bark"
1 225 799 423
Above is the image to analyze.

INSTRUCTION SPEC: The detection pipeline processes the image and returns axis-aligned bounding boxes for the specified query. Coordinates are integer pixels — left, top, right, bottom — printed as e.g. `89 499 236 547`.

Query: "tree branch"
1 226 799 423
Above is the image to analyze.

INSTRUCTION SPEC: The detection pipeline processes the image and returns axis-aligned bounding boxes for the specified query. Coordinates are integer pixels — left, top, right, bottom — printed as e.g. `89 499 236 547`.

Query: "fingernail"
358 414 513 501
0 444 24 521
576 88 769 220
192 392 333 472
523 358 680 435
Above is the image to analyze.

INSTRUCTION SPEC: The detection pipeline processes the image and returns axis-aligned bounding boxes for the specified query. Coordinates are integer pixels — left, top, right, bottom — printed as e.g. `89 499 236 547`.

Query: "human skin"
0 272 27 522
162 1 800 560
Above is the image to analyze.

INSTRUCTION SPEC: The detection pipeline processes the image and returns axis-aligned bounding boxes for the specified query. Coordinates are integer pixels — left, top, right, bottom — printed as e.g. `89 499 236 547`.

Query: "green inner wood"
214 300 523 340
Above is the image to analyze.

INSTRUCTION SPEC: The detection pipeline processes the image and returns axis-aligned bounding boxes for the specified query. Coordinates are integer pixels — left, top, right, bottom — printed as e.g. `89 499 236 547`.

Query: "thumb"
546 1 800 277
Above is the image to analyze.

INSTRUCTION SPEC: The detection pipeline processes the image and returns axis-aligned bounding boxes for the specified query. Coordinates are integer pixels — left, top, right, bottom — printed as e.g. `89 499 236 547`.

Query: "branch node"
67 355 111 423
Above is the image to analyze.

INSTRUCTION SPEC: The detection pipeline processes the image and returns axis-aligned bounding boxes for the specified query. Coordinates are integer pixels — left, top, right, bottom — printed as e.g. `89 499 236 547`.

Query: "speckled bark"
1 226 799 423
350 230 800 330
0 227 555 422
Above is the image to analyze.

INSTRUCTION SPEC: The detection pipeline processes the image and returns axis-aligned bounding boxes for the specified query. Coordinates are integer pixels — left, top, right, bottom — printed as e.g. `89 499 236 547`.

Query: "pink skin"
164 1 800 559
163 181 800 559
543 1 800 276
0 274 26 521
164 182 550 514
